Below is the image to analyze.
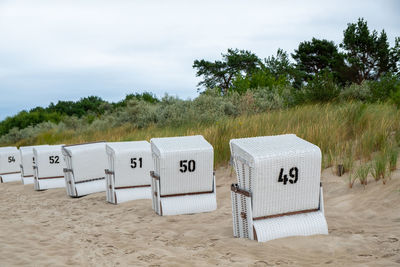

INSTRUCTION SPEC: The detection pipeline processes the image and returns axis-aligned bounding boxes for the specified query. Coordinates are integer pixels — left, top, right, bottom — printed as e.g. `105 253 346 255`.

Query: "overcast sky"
0 0 399 120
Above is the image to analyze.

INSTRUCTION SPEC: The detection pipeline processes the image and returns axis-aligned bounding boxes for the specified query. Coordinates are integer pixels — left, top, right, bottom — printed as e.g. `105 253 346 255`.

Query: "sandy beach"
0 166 399 266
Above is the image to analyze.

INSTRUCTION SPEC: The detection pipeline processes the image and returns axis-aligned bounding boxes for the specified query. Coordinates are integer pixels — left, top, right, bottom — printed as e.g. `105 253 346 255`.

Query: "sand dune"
0 166 399 266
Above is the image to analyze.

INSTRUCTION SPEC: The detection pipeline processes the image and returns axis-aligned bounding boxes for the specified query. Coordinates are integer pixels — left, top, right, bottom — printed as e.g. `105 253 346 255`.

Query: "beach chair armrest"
150 171 160 180
105 169 114 175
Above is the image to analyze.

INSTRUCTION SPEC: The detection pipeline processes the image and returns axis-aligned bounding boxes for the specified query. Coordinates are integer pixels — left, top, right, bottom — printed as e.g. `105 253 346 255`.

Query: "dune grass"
9 102 400 169
354 163 370 187
387 146 399 171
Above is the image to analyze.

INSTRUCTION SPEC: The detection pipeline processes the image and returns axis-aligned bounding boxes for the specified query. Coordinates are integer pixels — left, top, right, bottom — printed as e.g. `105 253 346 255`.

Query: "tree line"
0 93 158 136
1 18 399 138
193 18 399 95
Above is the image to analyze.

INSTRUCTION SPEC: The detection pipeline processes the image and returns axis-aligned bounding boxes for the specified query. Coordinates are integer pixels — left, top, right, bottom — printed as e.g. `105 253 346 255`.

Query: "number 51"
131 157 143 168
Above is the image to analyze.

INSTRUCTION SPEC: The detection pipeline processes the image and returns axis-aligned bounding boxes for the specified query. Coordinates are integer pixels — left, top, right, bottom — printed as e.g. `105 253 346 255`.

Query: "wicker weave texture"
0 147 21 174
231 189 254 239
230 134 321 218
36 178 65 190
115 187 152 204
160 192 217 216
0 173 21 183
63 143 107 183
20 146 47 177
33 145 65 179
151 135 214 195
22 177 34 185
75 179 106 196
106 141 152 188
253 211 328 242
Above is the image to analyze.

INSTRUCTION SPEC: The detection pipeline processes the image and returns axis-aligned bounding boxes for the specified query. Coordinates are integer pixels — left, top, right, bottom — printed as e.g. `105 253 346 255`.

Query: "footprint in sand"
253 260 273 266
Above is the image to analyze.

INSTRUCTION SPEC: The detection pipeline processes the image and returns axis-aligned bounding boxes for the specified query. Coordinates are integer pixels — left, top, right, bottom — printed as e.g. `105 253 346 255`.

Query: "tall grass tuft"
354 163 370 187
347 173 356 189
371 152 389 184
387 147 399 171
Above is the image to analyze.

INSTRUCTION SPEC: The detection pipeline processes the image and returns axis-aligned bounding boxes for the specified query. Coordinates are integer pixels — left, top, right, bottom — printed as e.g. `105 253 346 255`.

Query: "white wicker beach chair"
150 135 217 216
19 145 49 185
62 142 107 197
33 145 65 190
105 141 153 204
0 147 21 183
230 134 328 242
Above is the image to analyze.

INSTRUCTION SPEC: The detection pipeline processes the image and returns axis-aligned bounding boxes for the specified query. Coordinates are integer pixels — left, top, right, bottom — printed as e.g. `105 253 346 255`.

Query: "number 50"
180 160 195 173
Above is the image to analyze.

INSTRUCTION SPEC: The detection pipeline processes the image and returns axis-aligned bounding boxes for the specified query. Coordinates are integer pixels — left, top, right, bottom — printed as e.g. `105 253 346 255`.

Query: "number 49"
278 167 298 185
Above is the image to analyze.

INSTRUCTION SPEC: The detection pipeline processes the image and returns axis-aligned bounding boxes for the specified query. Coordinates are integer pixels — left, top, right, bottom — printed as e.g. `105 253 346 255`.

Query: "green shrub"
370 73 400 101
339 82 372 101
390 86 400 107
302 71 341 102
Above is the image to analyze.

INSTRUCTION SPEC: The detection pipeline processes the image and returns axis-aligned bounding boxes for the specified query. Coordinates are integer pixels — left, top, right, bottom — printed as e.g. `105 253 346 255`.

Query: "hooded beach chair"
62 141 107 197
33 145 65 190
0 147 22 183
230 134 328 242
19 145 49 184
105 141 153 204
150 135 217 216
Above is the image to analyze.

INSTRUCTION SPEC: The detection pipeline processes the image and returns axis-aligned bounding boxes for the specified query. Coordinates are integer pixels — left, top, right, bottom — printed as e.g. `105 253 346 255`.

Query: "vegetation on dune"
0 18 399 188
3 102 399 168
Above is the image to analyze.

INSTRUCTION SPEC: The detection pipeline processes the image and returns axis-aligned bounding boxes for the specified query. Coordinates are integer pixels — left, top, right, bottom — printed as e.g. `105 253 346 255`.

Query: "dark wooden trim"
337 164 344 176
231 183 251 197
115 184 150 190
38 175 64 180
0 171 21 175
150 171 159 180
105 169 114 175
253 208 319 221
160 190 214 198
23 175 34 178
74 177 105 184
